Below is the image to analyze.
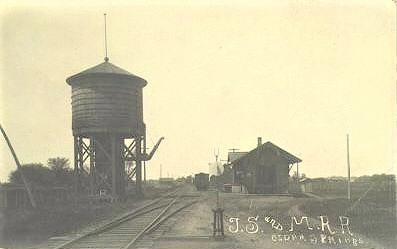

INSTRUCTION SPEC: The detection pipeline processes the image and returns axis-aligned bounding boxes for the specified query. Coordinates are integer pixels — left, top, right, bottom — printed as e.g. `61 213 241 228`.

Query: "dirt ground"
153 189 395 249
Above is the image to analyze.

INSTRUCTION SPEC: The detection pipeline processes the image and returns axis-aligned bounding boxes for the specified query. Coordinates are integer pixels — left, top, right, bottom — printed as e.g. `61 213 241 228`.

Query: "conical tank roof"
66 60 147 86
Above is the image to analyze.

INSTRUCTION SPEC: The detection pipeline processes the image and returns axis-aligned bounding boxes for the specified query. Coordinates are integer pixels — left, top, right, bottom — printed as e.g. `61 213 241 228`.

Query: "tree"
9 163 55 187
47 157 73 186
47 157 70 171
8 158 74 187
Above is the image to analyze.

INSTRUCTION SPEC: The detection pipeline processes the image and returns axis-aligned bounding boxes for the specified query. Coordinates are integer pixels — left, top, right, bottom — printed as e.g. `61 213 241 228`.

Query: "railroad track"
35 188 201 249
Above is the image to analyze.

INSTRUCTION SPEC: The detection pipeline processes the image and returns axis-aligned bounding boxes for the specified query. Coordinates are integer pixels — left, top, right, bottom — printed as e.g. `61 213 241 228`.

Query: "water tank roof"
66 60 147 85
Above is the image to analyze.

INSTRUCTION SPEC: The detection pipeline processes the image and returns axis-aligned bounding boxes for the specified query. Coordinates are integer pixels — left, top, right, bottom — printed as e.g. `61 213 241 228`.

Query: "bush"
9 163 55 187
8 157 74 187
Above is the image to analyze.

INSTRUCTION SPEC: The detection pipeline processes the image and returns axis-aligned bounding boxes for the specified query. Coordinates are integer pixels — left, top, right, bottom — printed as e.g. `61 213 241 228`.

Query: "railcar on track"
194 173 209 191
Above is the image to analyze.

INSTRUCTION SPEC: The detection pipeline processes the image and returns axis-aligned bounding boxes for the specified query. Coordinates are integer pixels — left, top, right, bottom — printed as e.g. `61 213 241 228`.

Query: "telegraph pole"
214 148 219 163
214 148 220 174
347 134 351 200
0 124 37 208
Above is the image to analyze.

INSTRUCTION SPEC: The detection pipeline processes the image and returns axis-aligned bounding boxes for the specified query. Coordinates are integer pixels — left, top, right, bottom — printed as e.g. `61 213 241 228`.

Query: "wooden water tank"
66 61 147 137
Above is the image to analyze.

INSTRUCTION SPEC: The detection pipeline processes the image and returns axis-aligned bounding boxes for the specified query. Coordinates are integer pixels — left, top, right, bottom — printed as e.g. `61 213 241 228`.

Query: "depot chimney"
257 137 262 147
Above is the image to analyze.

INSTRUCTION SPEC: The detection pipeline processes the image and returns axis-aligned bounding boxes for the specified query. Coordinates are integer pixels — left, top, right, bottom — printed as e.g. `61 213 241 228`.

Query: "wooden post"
4 189 8 208
0 124 37 208
143 161 146 184
347 134 351 200
216 190 219 207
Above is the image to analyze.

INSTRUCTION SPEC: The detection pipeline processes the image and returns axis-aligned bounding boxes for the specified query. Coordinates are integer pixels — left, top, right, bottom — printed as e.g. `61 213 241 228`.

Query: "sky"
0 0 396 182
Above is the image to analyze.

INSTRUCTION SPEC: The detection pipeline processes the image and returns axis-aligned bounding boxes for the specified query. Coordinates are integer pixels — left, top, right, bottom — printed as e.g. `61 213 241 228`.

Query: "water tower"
66 57 163 198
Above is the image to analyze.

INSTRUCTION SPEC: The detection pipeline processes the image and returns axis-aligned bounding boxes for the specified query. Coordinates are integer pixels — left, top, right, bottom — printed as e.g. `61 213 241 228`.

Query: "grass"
300 186 396 249
0 184 176 248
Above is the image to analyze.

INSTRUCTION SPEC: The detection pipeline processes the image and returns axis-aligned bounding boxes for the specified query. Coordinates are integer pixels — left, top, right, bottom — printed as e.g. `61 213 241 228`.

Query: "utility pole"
229 148 239 153
214 148 220 175
347 134 351 200
214 148 219 163
0 124 37 208
159 164 162 179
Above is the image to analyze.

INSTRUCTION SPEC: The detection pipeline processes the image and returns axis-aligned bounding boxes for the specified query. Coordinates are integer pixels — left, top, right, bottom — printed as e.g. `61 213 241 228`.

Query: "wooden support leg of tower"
143 136 146 184
78 137 84 193
117 138 125 198
73 136 79 195
89 137 96 195
92 139 113 191
135 136 143 198
111 135 117 199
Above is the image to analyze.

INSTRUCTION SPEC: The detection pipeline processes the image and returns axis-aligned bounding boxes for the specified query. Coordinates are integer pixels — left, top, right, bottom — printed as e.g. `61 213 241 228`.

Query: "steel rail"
145 198 202 234
52 188 181 249
122 197 178 249
122 195 204 248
